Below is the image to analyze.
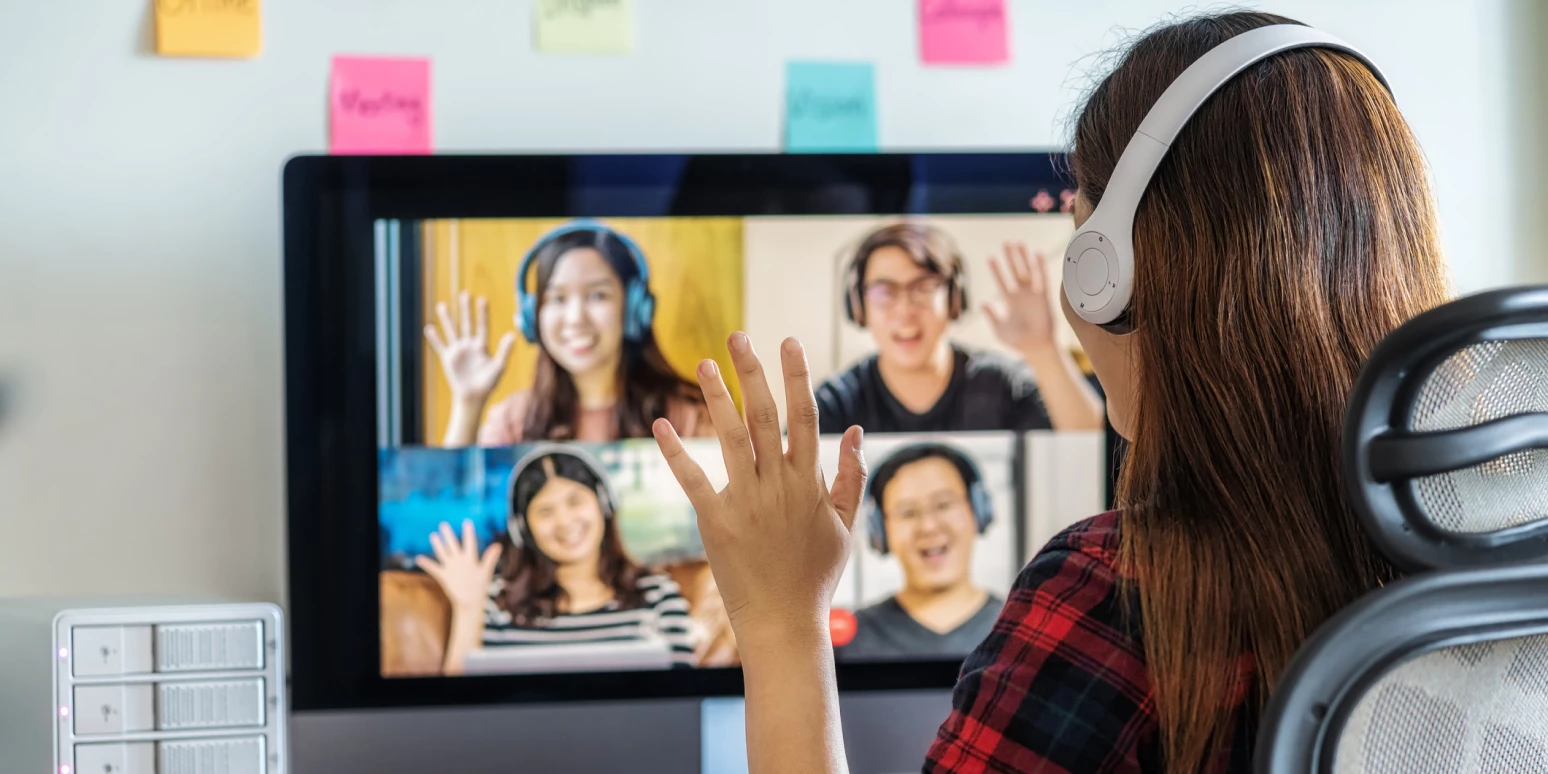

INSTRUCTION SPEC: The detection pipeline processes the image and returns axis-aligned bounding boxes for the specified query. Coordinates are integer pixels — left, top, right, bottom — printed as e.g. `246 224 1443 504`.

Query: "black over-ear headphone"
841 222 969 328
506 444 619 557
863 442 994 555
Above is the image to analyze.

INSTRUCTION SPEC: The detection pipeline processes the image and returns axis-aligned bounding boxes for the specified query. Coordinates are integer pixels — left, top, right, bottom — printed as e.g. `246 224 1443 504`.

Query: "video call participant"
815 222 1105 434
425 220 711 446
837 443 1002 661
415 445 695 675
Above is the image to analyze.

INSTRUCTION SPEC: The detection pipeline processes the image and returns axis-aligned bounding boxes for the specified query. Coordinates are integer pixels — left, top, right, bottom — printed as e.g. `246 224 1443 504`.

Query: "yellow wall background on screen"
421 217 745 444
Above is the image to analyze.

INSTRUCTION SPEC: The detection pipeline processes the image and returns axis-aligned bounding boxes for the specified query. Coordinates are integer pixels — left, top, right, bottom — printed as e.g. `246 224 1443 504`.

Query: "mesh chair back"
1331 632 1548 773
1345 287 1548 570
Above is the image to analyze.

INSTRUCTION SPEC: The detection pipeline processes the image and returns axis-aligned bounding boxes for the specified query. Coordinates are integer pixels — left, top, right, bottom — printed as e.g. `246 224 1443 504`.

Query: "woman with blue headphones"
426 220 711 446
653 11 1452 772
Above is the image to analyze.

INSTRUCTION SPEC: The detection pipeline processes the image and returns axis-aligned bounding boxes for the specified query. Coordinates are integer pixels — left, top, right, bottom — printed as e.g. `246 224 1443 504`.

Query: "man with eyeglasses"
814 221 1103 435
838 444 1003 660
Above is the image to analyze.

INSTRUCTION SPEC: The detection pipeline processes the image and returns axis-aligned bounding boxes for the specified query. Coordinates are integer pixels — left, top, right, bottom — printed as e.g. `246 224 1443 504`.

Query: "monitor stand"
290 689 951 773
701 690 951 774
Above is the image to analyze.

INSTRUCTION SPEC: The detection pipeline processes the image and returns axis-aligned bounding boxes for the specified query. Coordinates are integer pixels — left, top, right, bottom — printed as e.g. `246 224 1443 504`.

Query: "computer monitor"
283 153 1113 713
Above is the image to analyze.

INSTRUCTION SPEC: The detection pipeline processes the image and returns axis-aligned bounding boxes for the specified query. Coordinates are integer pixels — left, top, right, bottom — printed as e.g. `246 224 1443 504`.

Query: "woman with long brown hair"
427 221 711 446
651 11 1451 772
417 447 696 675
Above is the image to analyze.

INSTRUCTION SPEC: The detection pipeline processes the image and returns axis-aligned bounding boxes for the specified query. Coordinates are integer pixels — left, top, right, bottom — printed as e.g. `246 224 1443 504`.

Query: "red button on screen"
830 608 857 647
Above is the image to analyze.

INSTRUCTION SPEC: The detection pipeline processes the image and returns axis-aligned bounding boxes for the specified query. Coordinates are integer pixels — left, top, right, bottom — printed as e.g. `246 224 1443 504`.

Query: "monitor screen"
284 153 1115 708
375 210 1105 678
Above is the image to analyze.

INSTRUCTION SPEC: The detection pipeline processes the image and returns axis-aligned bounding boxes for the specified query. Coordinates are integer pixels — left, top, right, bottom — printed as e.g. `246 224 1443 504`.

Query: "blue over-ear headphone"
863 443 994 555
515 219 656 345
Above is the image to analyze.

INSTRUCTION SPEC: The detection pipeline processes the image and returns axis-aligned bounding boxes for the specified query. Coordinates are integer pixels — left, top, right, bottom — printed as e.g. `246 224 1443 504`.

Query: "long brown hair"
1070 12 1452 770
518 227 704 441
499 451 645 625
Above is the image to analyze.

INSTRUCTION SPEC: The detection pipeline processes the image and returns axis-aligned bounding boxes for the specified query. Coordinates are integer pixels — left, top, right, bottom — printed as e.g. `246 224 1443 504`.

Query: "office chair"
1257 285 1548 773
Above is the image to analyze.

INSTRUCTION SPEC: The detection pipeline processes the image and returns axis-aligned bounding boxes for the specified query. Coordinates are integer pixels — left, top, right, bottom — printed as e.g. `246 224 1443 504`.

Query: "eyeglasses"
862 275 947 310
889 493 969 523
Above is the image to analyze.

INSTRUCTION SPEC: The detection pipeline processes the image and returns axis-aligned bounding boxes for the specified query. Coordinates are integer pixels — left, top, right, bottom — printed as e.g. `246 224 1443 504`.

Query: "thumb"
414 554 445 585
493 332 517 364
828 425 867 530
981 302 1005 329
479 543 503 576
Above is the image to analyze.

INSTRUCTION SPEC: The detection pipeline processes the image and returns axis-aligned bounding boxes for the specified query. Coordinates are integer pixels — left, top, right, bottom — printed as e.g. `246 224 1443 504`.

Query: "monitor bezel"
282 152 1083 711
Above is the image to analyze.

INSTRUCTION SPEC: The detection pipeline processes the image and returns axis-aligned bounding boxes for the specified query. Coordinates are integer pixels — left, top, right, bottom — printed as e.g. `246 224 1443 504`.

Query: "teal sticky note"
785 61 878 152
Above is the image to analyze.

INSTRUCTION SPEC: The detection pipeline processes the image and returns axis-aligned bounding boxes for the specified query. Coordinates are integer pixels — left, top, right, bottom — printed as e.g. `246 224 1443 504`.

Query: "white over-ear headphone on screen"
1061 24 1391 331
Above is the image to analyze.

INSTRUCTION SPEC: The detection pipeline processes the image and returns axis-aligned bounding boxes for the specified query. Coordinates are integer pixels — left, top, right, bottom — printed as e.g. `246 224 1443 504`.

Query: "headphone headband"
1063 24 1390 329
841 221 969 327
515 219 656 343
506 444 620 554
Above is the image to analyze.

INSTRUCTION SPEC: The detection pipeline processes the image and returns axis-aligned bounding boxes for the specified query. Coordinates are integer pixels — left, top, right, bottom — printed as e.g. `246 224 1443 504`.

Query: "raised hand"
652 334 866 637
415 520 502 614
424 291 517 406
982 242 1059 356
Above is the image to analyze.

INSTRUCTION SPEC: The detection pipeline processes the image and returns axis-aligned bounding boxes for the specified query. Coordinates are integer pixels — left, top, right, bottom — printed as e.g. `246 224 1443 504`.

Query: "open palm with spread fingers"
983 242 1059 356
415 520 502 613
653 333 866 636
652 333 865 774
424 290 517 405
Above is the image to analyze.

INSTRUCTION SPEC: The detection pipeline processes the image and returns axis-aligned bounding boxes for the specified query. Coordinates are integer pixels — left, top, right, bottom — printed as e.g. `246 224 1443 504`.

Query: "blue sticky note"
785 61 878 152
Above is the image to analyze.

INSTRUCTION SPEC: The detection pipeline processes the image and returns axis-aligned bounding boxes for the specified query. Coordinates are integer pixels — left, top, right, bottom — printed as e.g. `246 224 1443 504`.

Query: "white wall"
0 0 1538 602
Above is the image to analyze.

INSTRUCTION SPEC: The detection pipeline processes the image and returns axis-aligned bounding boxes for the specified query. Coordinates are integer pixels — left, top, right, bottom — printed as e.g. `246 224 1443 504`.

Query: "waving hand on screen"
424 291 517 446
982 243 1107 431
415 520 502 675
981 242 1058 354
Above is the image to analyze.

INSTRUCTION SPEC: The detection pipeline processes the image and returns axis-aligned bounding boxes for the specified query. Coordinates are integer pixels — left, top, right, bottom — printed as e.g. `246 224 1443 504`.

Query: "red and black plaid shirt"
924 511 1256 773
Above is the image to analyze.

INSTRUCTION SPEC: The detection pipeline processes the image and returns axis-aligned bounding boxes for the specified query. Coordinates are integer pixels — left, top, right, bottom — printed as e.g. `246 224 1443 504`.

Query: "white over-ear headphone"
1061 24 1390 331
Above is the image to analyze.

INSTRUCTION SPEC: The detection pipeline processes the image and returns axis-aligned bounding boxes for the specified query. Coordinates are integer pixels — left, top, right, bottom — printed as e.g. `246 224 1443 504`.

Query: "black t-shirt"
814 344 1053 435
836 594 1004 661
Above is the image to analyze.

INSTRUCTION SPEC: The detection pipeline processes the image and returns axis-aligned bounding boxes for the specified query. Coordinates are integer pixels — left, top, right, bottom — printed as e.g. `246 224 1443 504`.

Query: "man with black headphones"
838 442 1004 660
814 221 1104 435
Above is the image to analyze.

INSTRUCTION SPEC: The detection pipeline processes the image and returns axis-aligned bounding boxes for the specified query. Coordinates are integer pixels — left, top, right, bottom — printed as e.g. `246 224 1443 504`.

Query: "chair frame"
1254 561 1548 773
1344 285 1548 572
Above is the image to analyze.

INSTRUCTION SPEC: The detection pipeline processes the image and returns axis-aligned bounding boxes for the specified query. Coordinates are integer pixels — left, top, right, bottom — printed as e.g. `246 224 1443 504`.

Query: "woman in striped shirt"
416 446 695 674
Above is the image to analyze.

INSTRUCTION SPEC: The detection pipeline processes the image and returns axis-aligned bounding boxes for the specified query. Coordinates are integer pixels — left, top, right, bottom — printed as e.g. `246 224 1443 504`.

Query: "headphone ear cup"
626 281 655 342
866 498 888 554
596 483 615 520
969 482 993 534
518 294 539 344
507 514 526 552
845 284 864 328
952 277 969 321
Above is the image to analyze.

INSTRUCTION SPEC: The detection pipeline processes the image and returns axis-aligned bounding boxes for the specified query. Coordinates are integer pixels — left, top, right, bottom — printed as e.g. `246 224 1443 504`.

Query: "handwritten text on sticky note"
535 0 635 54
329 56 432 155
919 0 1008 65
785 62 878 153
155 0 262 58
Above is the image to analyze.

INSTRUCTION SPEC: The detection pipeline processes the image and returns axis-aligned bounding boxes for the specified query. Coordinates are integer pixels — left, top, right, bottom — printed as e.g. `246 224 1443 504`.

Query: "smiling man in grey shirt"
837 443 1005 662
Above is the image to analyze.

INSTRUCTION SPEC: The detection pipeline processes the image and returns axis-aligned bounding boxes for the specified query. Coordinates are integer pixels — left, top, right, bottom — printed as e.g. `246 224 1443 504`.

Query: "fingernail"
699 359 717 378
729 332 749 353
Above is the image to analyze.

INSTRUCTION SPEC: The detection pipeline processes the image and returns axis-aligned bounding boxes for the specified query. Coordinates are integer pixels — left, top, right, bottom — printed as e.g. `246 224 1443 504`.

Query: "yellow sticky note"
155 0 262 58
535 0 634 54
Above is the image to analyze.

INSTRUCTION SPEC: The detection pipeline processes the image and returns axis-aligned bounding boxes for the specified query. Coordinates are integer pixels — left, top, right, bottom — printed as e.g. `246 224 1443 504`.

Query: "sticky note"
919 0 1009 65
785 62 878 153
329 56 433 155
155 0 262 58
535 0 635 54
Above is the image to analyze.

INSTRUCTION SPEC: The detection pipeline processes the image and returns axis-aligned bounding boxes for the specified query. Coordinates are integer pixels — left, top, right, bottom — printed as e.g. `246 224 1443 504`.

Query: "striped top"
482 573 696 668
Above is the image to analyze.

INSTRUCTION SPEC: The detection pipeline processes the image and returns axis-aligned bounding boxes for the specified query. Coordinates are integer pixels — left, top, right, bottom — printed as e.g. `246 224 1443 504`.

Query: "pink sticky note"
329 56 432 154
919 0 1008 65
